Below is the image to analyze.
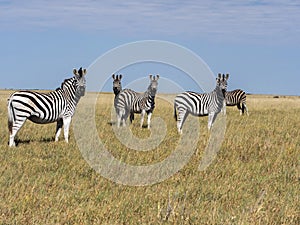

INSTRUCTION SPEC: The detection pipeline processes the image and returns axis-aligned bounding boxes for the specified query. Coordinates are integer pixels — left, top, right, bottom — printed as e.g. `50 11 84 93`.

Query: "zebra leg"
140 109 146 128
237 103 243 115
243 103 249 116
55 118 63 142
147 112 152 129
63 116 72 143
177 109 188 134
130 112 134 123
8 106 28 147
222 101 226 116
208 112 217 130
122 109 129 127
8 117 28 147
117 112 121 128
116 108 124 127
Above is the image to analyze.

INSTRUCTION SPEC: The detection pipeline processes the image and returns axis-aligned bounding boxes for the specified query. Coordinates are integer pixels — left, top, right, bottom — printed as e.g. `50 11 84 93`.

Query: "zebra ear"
225 73 229 80
119 74 122 80
112 74 115 79
149 74 153 80
155 74 160 80
73 69 79 76
82 69 87 76
218 73 221 78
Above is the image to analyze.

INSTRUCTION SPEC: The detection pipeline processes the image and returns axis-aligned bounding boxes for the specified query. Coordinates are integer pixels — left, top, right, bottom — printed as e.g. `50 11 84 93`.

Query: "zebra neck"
113 87 121 96
145 91 156 101
214 87 225 101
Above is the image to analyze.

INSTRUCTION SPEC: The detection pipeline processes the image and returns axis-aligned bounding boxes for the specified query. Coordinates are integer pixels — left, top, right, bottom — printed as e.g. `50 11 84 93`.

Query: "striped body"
7 68 87 147
115 75 159 128
174 73 229 134
225 89 248 115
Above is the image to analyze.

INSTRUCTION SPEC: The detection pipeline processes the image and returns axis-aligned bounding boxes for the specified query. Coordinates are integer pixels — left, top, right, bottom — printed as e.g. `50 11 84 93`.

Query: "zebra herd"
7 68 248 147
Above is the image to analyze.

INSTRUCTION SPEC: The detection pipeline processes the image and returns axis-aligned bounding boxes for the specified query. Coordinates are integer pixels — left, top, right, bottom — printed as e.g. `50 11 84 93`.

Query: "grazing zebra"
224 89 249 115
174 73 229 134
7 67 87 147
115 74 159 129
112 74 122 97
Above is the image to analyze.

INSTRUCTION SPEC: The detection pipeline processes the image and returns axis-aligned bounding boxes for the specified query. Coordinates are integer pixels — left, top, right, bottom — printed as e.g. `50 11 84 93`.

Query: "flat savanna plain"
0 90 299 224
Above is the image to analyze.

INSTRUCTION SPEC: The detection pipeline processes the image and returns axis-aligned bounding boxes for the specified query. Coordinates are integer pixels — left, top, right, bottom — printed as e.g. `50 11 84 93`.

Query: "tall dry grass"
0 90 299 224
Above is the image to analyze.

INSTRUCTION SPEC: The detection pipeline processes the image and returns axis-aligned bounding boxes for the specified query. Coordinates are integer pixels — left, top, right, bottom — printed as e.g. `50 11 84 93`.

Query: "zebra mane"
60 77 74 89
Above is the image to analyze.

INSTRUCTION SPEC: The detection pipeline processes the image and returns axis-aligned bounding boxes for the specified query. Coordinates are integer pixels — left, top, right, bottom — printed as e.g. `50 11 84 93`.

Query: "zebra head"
112 74 122 96
148 74 159 96
216 73 229 97
73 67 87 97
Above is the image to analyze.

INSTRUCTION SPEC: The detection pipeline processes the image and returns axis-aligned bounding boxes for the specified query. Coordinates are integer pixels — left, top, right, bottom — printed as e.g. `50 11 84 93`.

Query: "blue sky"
1 0 300 95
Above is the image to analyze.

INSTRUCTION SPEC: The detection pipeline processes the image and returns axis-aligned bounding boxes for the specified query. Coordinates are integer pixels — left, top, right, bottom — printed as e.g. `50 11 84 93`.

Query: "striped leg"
9 117 27 147
63 116 72 143
208 112 217 130
8 103 29 147
177 109 188 134
140 109 146 128
243 103 249 116
117 108 124 127
147 112 152 129
55 118 63 142
122 110 130 127
221 100 226 115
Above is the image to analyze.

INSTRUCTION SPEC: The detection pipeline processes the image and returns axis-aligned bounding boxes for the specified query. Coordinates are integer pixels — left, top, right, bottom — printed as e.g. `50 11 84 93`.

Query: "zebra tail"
7 98 14 134
174 105 177 121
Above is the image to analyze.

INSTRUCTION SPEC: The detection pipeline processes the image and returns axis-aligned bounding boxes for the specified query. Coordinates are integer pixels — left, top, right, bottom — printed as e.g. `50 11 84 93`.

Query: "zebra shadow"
11 137 55 146
107 121 149 129
107 121 116 126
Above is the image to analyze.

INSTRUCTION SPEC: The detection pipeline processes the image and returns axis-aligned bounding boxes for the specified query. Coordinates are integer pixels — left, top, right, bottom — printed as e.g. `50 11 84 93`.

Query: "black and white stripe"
7 67 87 147
112 74 122 97
174 73 229 134
115 74 159 129
225 89 248 115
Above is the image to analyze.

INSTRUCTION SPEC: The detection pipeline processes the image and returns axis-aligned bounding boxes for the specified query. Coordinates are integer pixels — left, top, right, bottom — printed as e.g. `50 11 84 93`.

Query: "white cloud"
1 0 300 43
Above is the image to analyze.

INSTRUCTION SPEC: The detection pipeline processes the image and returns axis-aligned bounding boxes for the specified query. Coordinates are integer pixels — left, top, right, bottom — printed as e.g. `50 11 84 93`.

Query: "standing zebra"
115 74 159 129
112 74 122 97
224 89 248 115
174 73 229 134
7 67 87 147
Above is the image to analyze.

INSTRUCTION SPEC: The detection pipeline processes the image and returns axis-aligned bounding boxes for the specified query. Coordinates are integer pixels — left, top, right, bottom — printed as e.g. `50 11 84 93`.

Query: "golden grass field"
0 90 299 224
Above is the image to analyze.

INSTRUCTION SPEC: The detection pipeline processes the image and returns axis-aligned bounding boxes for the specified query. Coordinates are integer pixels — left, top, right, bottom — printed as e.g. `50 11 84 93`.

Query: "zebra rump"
225 89 248 115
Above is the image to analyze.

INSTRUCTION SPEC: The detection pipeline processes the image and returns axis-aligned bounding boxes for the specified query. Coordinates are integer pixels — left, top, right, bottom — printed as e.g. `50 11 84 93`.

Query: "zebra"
224 89 249 115
112 74 122 97
7 67 87 147
115 74 159 129
174 73 229 134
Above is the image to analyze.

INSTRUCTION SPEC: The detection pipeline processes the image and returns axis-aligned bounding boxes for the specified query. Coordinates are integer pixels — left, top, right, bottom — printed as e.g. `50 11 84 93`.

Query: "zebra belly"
226 103 236 106
28 115 58 124
190 111 208 117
